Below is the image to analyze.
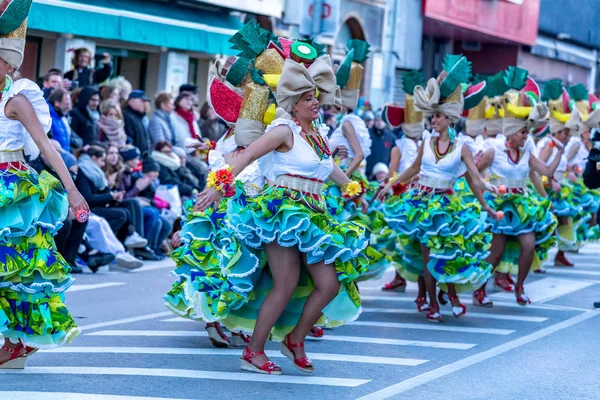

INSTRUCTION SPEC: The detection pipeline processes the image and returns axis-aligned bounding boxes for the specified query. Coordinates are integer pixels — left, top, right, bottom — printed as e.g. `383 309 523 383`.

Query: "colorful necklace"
505 140 521 164
0 76 12 102
303 128 331 160
433 137 453 160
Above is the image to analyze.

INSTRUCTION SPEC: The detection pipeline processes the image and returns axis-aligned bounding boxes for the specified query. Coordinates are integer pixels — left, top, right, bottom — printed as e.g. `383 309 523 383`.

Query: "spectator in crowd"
64 48 112 88
48 89 73 153
75 145 148 249
363 111 375 129
149 92 176 148
200 102 227 141
183 137 208 183
100 84 120 102
366 111 396 176
117 147 173 258
109 76 133 105
172 92 201 146
41 70 63 99
29 143 115 273
370 162 389 183
70 86 101 146
152 141 201 198
124 90 152 154
98 100 128 149
324 112 337 137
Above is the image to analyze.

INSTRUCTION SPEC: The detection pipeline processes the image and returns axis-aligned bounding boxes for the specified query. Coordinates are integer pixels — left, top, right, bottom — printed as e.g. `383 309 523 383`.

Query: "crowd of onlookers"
37 48 227 273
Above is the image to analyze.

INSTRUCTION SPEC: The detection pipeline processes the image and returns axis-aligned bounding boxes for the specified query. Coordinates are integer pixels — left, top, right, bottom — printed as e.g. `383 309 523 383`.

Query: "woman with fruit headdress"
191 25 369 375
379 54 497 322
0 0 90 368
380 70 429 311
473 67 559 307
564 84 600 244
536 80 584 267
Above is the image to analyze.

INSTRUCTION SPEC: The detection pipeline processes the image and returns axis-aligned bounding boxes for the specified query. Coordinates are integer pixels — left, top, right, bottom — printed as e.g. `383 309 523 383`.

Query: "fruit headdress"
502 67 548 137
542 79 583 136
0 0 32 69
568 84 600 131
483 72 509 134
464 78 488 137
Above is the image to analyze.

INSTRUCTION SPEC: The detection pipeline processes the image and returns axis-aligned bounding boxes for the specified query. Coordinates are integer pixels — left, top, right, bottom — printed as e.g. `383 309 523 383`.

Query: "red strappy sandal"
515 286 531 306
414 297 430 312
240 346 282 375
0 342 27 369
308 326 324 338
382 277 407 292
426 304 443 323
280 334 314 373
231 332 251 348
206 322 230 348
472 290 493 307
494 276 514 292
449 295 467 318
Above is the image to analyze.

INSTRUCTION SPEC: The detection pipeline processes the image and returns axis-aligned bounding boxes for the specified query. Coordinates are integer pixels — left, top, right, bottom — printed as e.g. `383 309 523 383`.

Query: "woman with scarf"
172 92 202 147
152 141 202 199
97 100 128 149
379 55 497 322
472 73 559 306
0 2 89 367
193 47 369 374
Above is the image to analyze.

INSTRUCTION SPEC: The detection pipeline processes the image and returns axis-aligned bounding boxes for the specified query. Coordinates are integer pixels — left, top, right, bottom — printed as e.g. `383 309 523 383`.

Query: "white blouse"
565 137 588 170
395 136 420 174
484 137 533 182
208 133 264 190
259 118 334 182
418 131 473 187
535 136 567 173
329 114 372 159
0 79 51 159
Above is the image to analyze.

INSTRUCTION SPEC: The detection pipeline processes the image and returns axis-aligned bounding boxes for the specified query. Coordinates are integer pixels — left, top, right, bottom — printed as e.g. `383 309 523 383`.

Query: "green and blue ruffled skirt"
0 163 79 348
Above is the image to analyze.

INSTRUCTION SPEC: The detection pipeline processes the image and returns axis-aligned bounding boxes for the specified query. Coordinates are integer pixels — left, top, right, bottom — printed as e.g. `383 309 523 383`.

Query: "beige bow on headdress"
276 56 336 113
549 108 583 135
584 108 600 131
503 103 549 137
413 78 464 123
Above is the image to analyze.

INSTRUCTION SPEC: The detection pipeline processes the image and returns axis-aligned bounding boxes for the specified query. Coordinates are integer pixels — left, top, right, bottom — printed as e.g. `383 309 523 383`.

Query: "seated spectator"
29 147 115 273
149 92 176 148
172 92 201 146
85 214 143 271
124 90 152 154
152 141 201 198
117 148 173 258
75 145 148 250
98 100 128 149
200 102 227 141
48 89 73 153
100 84 120 102
64 48 112 88
41 70 63 99
70 86 101 146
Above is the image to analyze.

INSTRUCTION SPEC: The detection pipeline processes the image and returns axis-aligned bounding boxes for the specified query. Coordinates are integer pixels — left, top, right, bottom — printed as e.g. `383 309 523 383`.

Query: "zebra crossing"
1 246 598 400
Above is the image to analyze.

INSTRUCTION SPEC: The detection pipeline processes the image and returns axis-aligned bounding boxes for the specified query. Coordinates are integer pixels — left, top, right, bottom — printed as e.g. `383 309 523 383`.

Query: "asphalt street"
1 245 599 400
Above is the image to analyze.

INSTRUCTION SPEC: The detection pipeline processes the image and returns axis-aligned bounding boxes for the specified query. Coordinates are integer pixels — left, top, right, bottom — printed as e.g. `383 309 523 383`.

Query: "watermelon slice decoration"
561 88 571 113
522 77 540 106
463 81 487 111
268 41 287 60
208 77 242 124
277 38 293 59
382 105 404 129
590 93 599 110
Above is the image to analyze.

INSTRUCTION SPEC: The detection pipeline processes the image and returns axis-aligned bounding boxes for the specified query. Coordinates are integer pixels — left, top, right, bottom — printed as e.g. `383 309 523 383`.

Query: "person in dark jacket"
124 90 152 154
70 86 101 146
583 129 600 308
64 48 112 89
151 141 200 198
365 111 396 176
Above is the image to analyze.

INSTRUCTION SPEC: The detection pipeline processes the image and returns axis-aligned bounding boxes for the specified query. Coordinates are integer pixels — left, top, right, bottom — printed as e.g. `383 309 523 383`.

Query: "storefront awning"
29 0 242 55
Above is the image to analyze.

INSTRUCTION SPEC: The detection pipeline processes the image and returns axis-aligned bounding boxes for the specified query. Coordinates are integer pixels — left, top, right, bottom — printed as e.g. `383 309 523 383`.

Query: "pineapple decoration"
438 54 472 104
400 70 425 138
502 66 536 120
568 84 600 131
541 79 580 134
484 72 509 134
0 0 32 69
336 39 370 110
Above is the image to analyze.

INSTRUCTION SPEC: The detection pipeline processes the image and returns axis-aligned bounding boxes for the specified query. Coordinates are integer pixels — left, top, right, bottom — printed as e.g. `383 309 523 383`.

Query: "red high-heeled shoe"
494 276 514 292
240 346 282 375
472 290 493 307
554 251 574 267
308 326 324 338
206 322 230 348
515 286 531 306
414 297 430 312
281 334 314 373
426 304 442 323
0 342 27 369
382 278 407 292
450 295 467 318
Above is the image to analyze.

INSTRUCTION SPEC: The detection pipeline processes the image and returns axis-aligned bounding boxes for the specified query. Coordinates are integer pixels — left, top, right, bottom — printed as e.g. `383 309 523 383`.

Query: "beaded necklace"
0 76 12 102
433 137 453 160
505 140 521 164
302 128 331 160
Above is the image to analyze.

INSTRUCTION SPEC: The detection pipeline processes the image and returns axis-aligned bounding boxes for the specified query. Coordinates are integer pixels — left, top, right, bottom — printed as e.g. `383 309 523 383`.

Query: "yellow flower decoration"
207 171 219 190
343 181 363 197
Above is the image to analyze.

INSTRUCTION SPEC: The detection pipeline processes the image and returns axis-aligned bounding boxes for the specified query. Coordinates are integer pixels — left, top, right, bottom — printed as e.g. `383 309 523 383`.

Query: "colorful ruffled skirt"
546 183 581 251
384 186 492 292
174 180 368 341
0 163 79 348
485 191 558 274
565 177 599 247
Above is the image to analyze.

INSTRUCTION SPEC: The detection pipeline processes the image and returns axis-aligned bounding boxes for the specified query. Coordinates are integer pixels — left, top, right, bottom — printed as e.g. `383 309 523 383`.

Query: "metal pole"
312 0 324 37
